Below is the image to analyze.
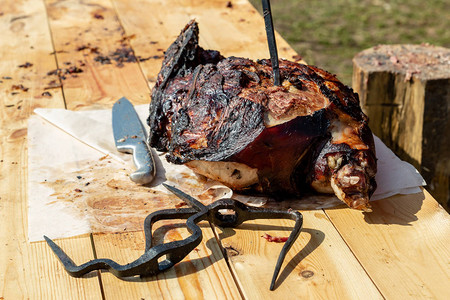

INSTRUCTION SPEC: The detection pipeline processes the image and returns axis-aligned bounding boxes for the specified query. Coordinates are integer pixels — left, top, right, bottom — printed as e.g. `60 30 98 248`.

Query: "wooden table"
0 0 449 299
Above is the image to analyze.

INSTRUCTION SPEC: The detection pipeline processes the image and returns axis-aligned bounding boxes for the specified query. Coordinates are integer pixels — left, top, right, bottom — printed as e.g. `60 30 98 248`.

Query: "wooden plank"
111 0 302 89
325 189 450 299
0 0 102 298
174 0 300 61
44 0 242 298
94 222 242 299
5 1 445 300
45 0 151 109
216 210 383 299
111 0 195 86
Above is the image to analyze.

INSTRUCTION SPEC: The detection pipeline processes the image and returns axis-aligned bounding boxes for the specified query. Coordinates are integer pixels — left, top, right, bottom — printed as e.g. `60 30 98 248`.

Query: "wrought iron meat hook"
44 184 303 290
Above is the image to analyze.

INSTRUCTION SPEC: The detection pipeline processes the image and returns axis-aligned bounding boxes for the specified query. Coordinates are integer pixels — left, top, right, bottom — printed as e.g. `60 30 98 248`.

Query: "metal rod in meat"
262 0 281 86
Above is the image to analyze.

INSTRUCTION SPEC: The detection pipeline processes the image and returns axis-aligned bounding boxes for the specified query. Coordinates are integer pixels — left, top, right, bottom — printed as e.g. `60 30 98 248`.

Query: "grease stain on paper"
40 156 229 234
38 155 342 237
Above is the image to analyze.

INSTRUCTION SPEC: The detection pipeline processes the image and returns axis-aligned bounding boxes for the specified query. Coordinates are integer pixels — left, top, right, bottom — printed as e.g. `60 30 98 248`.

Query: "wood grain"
111 0 196 87
172 0 300 61
44 0 152 109
94 222 242 300
0 0 101 298
2 0 449 299
217 210 382 299
325 189 450 299
111 0 303 89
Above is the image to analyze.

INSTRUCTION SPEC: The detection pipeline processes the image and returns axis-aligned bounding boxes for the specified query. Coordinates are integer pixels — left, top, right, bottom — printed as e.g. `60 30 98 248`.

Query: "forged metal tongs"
44 184 303 290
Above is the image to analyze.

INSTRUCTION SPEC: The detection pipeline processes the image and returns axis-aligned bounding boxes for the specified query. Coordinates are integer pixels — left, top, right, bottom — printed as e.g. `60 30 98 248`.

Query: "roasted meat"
147 21 377 211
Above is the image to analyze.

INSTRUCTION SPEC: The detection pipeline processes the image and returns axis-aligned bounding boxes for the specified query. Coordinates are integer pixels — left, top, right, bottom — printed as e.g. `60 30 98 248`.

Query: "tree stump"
353 44 450 211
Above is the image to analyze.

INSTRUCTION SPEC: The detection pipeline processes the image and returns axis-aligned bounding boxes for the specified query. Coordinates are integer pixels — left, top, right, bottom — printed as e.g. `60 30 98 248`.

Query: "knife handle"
118 141 156 185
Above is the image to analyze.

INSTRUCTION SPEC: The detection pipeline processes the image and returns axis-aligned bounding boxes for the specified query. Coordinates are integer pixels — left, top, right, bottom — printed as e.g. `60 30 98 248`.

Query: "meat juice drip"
147 21 377 211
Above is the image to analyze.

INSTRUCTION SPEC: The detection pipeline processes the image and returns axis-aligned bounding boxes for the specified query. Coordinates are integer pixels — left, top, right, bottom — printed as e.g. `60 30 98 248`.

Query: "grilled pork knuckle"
147 21 377 211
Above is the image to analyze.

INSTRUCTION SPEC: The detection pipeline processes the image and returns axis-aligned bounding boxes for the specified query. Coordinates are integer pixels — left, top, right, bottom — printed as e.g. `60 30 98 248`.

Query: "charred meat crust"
147 21 377 210
148 20 224 152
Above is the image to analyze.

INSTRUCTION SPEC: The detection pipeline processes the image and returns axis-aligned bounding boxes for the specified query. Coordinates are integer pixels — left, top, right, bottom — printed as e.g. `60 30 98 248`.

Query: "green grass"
250 0 450 85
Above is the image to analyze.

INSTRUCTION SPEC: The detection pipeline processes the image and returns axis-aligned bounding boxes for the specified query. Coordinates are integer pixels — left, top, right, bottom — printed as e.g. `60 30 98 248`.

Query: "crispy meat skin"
147 21 377 211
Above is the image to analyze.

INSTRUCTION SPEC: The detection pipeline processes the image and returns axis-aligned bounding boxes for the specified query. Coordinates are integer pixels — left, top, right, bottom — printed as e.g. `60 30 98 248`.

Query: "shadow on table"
273 227 325 290
116 222 226 282
216 223 325 290
96 221 310 283
323 191 425 226
92 192 425 283
107 188 426 283
362 191 425 225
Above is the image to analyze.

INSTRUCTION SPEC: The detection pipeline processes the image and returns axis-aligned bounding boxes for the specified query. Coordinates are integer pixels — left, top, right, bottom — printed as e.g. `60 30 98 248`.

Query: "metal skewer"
262 0 281 86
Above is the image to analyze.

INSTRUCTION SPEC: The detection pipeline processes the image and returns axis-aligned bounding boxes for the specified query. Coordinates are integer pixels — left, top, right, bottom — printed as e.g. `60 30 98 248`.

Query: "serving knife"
112 97 156 184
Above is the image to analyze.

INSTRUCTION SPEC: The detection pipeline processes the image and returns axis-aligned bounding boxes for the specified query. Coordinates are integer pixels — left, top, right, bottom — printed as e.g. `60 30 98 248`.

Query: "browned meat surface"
147 21 377 211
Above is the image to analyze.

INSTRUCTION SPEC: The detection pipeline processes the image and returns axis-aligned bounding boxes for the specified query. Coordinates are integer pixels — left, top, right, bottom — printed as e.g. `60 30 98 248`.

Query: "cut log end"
353 44 450 82
353 44 450 211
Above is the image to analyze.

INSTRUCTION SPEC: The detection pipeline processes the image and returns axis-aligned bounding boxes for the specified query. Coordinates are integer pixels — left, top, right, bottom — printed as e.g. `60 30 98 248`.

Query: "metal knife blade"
112 97 156 184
